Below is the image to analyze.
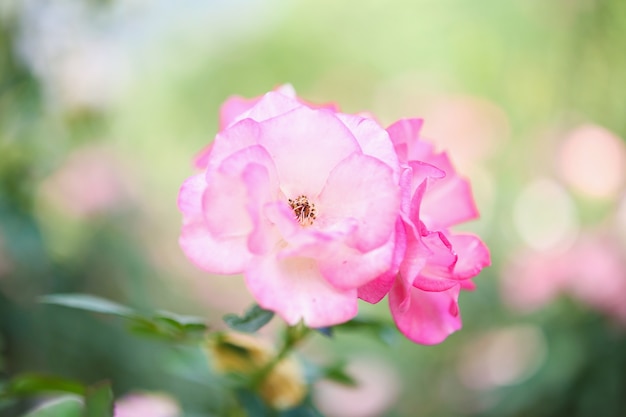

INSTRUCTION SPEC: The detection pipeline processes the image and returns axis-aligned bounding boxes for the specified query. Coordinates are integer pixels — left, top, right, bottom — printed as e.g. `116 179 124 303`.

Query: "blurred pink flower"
361 119 490 344
39 144 137 218
502 234 626 323
114 392 180 417
418 95 509 168
314 356 400 417
557 124 625 200
179 86 401 327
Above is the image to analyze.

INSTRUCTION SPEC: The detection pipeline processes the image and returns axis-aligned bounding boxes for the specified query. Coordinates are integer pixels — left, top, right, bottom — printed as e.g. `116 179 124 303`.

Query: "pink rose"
363 119 490 345
179 86 401 327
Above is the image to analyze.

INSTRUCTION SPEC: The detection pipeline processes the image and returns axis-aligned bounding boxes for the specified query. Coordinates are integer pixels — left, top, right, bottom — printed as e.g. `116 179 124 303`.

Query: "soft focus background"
1 0 625 416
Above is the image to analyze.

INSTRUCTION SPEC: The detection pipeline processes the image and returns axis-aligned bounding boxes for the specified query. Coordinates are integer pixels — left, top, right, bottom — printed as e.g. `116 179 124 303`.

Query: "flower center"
288 195 317 226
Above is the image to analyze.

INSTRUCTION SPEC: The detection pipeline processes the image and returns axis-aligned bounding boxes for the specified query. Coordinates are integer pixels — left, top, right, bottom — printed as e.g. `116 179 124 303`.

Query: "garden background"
1 0 625 416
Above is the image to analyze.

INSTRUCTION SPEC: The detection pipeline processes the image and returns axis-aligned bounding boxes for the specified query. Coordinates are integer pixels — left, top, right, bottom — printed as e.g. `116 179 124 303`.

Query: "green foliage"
2 374 85 398
223 304 275 334
40 293 208 342
329 316 399 346
2 377 113 417
83 382 114 417
315 361 357 387
21 397 82 417
39 294 134 318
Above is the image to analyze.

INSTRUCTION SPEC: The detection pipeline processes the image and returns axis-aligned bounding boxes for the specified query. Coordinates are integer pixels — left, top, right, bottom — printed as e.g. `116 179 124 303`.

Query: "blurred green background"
1 0 626 416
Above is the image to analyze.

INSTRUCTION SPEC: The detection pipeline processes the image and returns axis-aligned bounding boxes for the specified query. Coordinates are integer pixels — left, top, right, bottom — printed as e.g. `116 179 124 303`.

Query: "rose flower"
179 86 401 327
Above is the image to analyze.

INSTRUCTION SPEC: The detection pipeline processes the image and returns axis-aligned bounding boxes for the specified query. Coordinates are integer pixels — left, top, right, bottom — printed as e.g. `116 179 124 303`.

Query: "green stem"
249 322 311 390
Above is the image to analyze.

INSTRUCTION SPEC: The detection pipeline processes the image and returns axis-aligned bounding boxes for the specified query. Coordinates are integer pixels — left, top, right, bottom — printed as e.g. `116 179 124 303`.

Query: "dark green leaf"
83 381 113 417
3 374 85 397
39 294 135 318
223 304 274 333
21 396 83 417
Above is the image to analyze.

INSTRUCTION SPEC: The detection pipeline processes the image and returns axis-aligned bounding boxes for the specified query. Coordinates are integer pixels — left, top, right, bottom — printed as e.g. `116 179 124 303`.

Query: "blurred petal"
179 221 251 274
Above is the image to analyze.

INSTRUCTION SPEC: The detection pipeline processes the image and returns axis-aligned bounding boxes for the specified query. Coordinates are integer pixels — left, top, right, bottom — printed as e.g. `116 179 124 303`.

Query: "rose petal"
447 233 491 279
220 95 262 129
179 221 252 274
386 118 424 161
358 218 407 303
205 118 262 172
203 146 279 238
317 153 400 252
245 255 358 327
389 282 462 345
336 113 400 181
257 107 361 198
419 152 479 229
178 174 207 220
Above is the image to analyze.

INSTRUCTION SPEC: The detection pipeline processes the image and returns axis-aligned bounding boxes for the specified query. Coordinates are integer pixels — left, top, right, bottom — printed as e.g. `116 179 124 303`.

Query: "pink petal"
389 282 462 345
419 152 479 229
358 218 407 304
336 113 400 181
178 172 252 273
242 164 283 256
219 95 262 129
257 107 361 198
412 231 489 291
245 91 303 123
178 174 207 220
408 160 446 196
179 221 252 274
317 235 397 290
386 118 424 160
446 233 491 279
245 255 358 327
418 231 457 277
193 143 213 170
204 118 262 172
202 172 252 238
460 279 476 290
219 85 299 128
317 153 400 252
398 214 431 288
264 206 392 290
202 145 279 238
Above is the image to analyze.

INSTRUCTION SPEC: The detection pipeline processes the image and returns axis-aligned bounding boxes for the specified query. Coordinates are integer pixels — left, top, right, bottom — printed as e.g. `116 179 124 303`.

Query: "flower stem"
249 322 310 390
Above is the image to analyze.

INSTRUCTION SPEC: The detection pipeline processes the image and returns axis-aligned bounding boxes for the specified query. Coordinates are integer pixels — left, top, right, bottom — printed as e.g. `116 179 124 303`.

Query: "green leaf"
154 310 208 328
21 396 83 417
223 304 274 333
39 294 135 318
40 294 208 343
127 314 207 342
334 316 398 345
83 381 113 417
3 374 85 397
321 362 357 387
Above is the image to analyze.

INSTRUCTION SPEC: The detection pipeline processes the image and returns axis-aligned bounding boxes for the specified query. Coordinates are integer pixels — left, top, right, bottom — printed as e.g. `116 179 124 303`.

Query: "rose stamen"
288 195 317 226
